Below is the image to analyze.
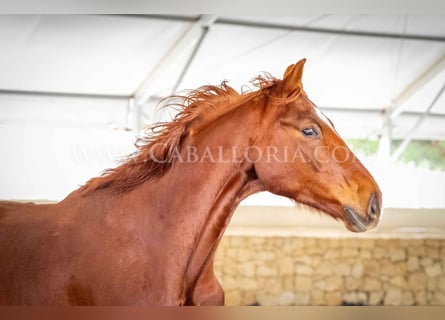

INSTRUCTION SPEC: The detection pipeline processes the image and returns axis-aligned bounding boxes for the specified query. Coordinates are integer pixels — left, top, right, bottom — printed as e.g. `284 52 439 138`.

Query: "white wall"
0 124 135 200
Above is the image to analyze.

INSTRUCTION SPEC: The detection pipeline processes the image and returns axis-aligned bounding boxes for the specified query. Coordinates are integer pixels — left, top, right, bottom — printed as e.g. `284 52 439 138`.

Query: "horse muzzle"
343 192 381 233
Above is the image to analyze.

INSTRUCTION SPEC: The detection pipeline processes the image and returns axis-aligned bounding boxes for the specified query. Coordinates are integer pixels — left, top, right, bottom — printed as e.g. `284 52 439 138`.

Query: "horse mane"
82 75 279 194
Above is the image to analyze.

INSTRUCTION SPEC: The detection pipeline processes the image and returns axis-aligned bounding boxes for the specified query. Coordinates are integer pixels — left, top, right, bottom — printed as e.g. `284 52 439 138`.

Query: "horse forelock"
81 76 280 195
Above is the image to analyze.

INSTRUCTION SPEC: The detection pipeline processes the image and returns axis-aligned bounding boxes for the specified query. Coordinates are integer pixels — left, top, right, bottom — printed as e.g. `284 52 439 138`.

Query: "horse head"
253 59 382 232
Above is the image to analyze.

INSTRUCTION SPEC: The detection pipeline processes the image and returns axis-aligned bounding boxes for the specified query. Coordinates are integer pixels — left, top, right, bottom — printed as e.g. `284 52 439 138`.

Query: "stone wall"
213 236 445 306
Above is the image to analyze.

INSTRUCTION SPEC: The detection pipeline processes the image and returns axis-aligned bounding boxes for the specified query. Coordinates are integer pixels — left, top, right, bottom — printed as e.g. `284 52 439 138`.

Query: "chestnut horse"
0 59 382 305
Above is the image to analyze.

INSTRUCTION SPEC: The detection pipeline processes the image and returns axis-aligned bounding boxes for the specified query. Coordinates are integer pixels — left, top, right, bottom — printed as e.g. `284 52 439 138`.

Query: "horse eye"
302 127 319 137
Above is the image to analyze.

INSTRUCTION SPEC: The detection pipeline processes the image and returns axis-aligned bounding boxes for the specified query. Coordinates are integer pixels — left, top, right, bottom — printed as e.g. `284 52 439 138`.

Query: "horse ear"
282 58 306 97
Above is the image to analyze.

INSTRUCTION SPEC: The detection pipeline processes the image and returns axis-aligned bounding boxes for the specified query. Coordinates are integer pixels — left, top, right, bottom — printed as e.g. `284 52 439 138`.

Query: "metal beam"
390 52 445 119
391 82 445 160
377 111 392 161
171 20 212 93
371 52 445 158
109 14 200 23
0 89 129 100
216 17 445 43
122 15 445 43
132 14 217 107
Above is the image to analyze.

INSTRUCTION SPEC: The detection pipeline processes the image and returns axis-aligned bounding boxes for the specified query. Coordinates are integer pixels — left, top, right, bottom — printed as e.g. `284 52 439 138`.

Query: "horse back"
0 200 59 225
0 200 65 304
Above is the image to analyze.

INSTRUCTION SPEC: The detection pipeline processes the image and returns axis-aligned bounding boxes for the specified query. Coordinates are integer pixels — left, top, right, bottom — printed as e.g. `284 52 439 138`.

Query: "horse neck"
137 102 265 288
69 98 266 294
150 157 260 294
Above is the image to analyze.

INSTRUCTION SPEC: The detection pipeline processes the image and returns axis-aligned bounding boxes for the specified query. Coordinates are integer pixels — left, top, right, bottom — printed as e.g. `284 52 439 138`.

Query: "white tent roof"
0 14 444 139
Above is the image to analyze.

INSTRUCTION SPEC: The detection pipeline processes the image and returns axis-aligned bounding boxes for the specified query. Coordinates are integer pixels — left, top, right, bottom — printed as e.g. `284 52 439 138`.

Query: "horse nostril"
368 192 379 219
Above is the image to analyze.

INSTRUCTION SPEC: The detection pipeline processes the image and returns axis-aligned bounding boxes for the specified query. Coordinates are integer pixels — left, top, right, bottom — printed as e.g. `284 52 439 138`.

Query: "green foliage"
347 139 380 155
346 139 445 171
394 140 445 170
